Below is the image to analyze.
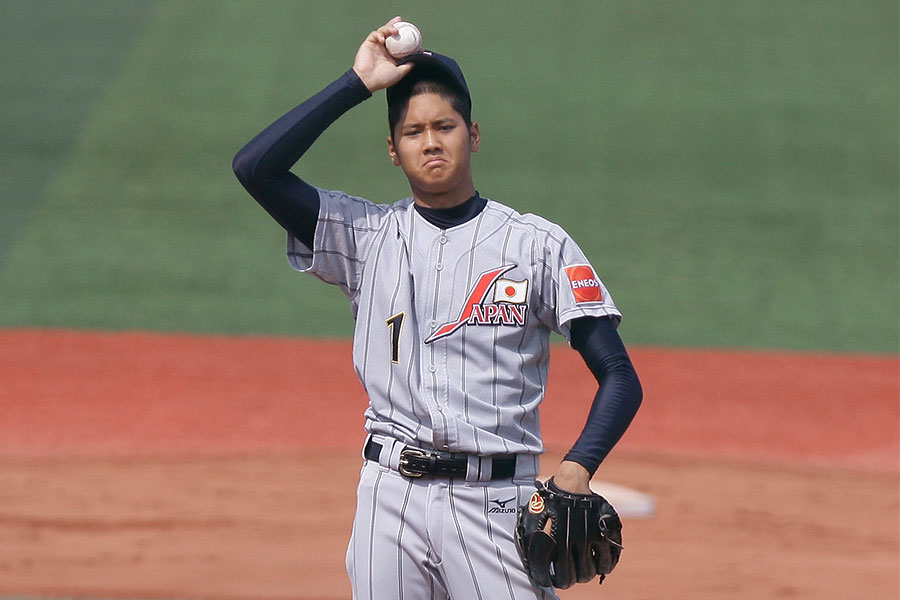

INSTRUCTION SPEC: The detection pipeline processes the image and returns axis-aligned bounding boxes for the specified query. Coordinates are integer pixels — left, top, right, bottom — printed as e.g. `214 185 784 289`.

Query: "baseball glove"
514 477 623 589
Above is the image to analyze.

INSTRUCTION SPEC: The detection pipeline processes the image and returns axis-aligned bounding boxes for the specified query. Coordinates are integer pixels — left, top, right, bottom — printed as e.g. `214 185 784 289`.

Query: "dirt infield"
0 329 897 599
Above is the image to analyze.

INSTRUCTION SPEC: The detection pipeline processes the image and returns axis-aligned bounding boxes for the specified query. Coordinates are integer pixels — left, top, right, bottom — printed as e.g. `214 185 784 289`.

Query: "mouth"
423 157 447 168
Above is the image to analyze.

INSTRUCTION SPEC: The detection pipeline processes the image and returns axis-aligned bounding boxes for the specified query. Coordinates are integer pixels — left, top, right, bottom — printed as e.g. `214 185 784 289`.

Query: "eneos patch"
565 264 603 303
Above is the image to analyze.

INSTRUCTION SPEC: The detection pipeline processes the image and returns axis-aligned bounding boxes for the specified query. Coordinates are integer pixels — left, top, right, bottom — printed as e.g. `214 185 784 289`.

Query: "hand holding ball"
385 22 422 58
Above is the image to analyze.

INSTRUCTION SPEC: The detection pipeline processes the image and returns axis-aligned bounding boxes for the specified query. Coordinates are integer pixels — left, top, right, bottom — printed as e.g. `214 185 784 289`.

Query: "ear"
386 135 401 166
469 121 481 153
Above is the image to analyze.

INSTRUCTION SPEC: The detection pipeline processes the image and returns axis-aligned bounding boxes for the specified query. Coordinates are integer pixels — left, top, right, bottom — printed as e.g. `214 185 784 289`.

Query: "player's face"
387 92 480 207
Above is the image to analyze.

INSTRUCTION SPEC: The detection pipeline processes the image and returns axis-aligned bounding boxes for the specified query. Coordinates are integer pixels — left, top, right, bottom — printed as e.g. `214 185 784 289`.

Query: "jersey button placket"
423 232 449 450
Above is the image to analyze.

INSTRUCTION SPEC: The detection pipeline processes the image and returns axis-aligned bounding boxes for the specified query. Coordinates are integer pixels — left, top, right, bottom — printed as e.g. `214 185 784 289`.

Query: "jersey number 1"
386 312 405 363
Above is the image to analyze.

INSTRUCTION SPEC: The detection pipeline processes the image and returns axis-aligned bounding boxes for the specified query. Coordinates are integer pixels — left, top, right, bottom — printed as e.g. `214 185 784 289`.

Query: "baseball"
385 21 422 58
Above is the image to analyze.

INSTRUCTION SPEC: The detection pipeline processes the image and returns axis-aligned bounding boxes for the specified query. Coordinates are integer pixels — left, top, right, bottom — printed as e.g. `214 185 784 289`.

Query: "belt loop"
479 456 493 482
362 434 373 460
465 455 478 482
465 455 493 482
367 434 400 470
514 454 538 482
383 438 404 471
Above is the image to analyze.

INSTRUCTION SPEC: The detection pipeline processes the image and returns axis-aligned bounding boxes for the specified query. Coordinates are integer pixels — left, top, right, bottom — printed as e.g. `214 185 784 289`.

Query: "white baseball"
385 21 422 58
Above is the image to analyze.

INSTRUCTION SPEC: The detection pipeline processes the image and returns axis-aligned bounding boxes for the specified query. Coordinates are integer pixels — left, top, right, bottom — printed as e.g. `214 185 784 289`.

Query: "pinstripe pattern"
290 191 620 455
294 190 611 599
461 211 484 452
396 478 414 600
491 226 515 453
366 469 383 600
449 479 484 600
360 224 392 384
349 464 560 599
428 229 450 448
481 485 517 600
385 241 409 425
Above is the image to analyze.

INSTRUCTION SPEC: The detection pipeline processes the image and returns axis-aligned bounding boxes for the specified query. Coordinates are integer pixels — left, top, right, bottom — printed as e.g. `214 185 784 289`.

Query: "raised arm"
232 18 413 247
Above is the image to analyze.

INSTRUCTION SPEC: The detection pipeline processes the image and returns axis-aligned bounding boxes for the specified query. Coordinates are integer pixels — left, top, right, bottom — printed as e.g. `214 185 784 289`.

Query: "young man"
233 17 642 599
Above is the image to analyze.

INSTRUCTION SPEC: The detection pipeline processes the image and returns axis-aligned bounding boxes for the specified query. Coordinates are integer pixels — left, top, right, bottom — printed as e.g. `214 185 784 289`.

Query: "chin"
411 177 453 195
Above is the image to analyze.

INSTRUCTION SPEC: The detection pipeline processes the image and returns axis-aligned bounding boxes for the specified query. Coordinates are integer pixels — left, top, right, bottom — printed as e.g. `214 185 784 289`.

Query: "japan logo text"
425 265 528 344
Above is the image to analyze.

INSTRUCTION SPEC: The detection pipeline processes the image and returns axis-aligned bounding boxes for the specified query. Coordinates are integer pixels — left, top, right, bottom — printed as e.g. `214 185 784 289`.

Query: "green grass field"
0 0 897 353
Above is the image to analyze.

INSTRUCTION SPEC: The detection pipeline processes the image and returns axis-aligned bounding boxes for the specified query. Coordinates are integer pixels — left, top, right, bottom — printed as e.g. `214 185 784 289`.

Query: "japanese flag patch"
493 278 528 304
565 264 603 303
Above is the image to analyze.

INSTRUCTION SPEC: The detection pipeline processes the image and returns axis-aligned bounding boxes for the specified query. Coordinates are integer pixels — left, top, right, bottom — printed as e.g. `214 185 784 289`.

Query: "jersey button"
428 365 437 373
436 263 443 271
439 236 448 245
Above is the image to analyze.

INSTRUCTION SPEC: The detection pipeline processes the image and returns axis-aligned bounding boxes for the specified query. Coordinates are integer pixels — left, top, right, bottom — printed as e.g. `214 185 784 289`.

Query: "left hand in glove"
514 477 623 589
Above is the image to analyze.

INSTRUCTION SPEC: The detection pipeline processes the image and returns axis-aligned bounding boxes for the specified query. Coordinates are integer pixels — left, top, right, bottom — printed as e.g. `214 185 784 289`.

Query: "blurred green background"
0 0 897 353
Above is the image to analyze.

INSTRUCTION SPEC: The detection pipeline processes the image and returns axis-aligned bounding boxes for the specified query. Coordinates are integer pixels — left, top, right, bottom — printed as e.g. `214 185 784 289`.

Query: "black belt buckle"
398 448 428 478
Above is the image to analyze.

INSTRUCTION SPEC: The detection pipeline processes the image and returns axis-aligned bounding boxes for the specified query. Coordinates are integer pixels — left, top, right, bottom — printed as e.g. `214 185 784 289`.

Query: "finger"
378 16 404 36
366 16 401 45
365 29 385 45
376 24 399 40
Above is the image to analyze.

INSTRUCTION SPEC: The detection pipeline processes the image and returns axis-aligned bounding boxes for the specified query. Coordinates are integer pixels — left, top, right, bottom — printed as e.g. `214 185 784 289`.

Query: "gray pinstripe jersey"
288 189 621 457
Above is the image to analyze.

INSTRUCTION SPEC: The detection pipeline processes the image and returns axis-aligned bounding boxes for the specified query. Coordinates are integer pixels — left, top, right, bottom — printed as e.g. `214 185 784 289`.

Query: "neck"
413 192 486 230
412 181 477 210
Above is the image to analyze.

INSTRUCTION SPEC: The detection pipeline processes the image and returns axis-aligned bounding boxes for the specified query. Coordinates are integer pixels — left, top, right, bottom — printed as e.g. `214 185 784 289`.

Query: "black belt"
364 438 516 480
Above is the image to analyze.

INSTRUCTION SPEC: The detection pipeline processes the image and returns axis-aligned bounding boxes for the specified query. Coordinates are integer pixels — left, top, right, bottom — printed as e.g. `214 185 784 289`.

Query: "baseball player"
233 18 642 599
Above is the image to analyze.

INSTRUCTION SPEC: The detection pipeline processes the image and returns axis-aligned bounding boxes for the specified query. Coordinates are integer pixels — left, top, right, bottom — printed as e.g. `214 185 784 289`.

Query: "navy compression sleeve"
565 316 643 475
232 69 372 247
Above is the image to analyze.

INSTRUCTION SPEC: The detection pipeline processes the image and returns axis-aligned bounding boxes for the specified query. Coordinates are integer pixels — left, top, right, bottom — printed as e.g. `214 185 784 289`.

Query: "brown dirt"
0 328 897 599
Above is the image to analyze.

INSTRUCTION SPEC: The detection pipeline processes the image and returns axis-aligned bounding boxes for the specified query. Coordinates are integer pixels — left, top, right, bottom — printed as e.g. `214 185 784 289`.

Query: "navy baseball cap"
386 51 471 108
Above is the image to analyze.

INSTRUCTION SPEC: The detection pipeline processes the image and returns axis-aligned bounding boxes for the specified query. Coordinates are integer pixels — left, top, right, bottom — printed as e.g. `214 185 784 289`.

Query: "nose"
423 128 441 152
